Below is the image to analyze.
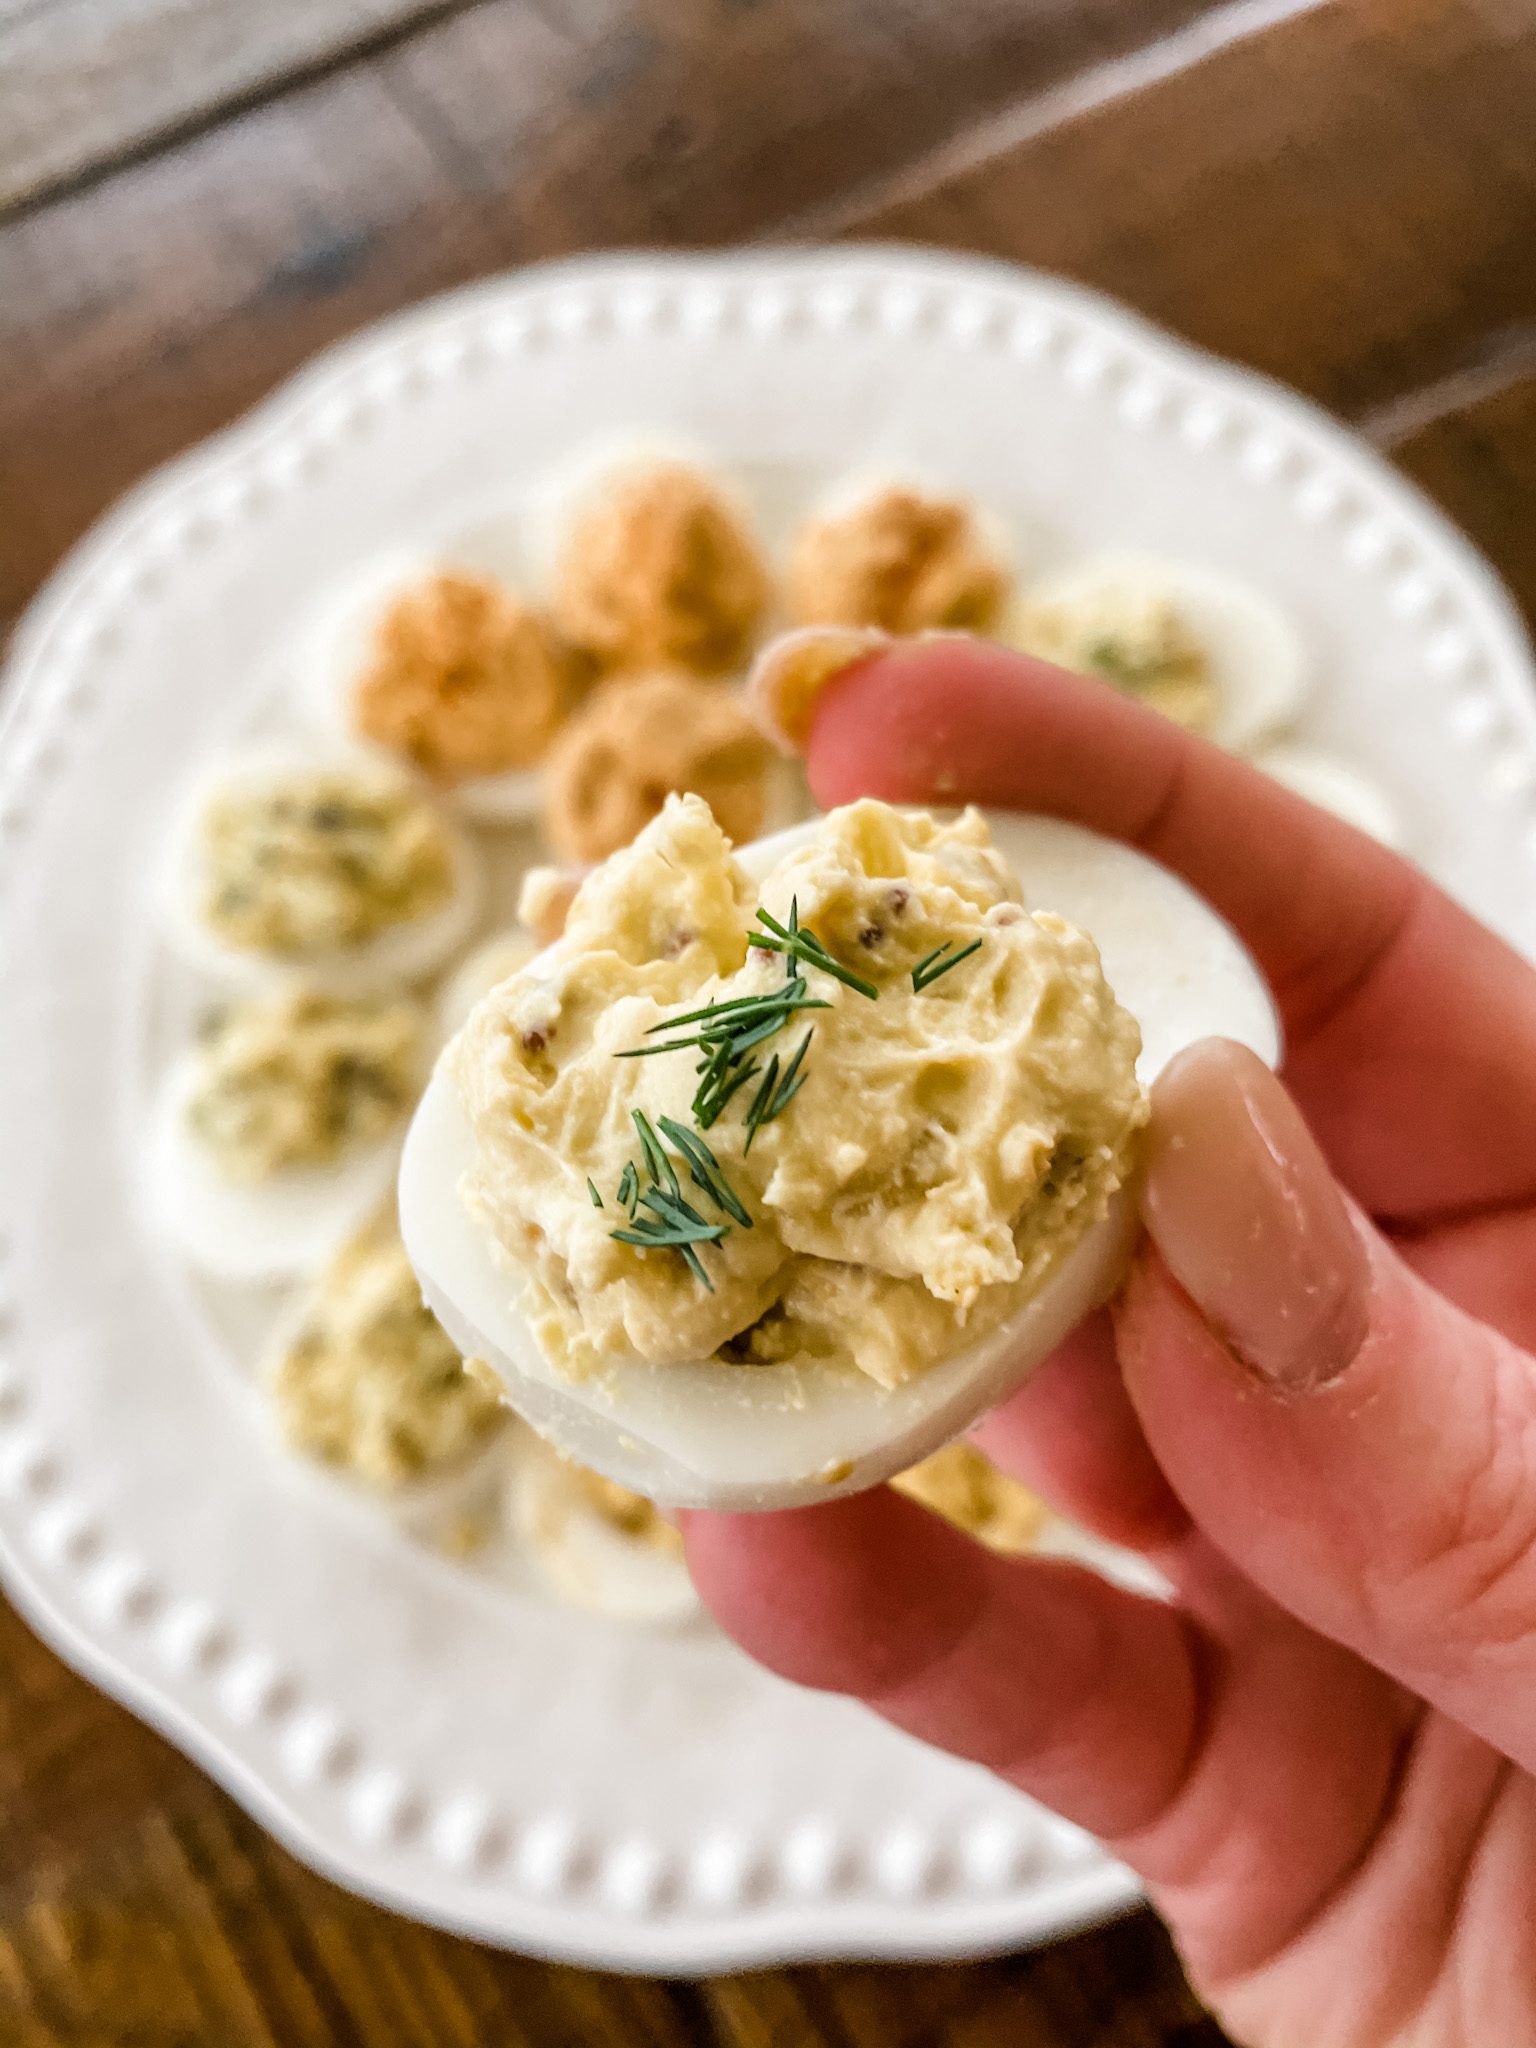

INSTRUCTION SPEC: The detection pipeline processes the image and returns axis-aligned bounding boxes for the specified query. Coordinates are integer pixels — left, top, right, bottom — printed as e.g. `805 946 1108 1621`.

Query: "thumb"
1118 1038 1536 1772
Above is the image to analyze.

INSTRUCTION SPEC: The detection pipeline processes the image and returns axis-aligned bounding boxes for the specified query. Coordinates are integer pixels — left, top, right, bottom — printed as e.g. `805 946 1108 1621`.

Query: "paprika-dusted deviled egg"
399 794 1277 1510
537 447 770 677
1008 552 1307 753
164 746 483 993
147 987 428 1282
300 558 570 821
787 476 1012 636
507 1434 701 1625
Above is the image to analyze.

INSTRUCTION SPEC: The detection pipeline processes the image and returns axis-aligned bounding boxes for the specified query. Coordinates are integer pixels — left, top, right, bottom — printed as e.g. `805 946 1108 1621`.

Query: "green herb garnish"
744 1029 814 1153
610 1110 734 1291
587 1177 604 1208
691 1037 761 1130
658 1116 754 1228
749 898 880 999
911 937 984 992
631 1108 679 1200
617 974 829 1130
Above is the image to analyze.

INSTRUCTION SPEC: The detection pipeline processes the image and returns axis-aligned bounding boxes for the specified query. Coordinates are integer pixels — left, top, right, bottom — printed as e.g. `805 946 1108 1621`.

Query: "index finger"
804 638 1536 1221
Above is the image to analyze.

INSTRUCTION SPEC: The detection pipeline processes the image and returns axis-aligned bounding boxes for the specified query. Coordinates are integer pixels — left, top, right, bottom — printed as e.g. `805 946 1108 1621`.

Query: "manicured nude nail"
1141 1038 1371 1392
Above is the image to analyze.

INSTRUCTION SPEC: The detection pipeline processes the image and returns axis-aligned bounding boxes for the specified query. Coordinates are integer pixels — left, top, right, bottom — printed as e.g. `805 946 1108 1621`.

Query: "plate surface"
2 246 1535 1973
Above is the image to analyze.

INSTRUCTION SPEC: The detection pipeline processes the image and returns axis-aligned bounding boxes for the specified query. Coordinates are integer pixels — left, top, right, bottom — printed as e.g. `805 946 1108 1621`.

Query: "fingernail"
1140 1039 1370 1392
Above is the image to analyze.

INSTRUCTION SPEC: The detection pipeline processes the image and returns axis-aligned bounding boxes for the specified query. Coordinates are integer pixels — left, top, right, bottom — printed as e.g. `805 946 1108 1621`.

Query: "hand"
683 639 1536 2048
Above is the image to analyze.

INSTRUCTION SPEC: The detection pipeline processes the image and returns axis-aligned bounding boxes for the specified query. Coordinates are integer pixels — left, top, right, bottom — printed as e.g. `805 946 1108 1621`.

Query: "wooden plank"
0 0 1229 635
1381 363 1536 635
383 0 1226 250
836 0 1536 422
0 0 471 212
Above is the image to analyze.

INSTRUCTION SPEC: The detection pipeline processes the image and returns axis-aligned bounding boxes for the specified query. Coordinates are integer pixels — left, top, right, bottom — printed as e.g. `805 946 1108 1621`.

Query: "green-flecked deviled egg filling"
452 794 1146 1391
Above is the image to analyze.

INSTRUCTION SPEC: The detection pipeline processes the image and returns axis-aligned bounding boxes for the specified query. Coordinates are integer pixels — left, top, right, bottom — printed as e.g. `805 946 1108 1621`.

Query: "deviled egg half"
399 793 1277 1510
506 1434 701 1625
147 986 428 1282
528 442 771 679
264 1206 508 1488
299 556 568 821
1008 552 1307 754
786 474 1013 637
164 745 482 993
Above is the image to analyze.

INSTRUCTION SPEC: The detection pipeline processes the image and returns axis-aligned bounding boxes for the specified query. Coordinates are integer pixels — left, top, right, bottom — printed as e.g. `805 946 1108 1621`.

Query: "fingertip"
804 635 1177 812
681 1492 987 1696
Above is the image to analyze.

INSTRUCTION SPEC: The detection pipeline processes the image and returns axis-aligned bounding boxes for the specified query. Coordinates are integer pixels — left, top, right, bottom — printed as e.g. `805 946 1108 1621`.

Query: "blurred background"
2 0 1535 2042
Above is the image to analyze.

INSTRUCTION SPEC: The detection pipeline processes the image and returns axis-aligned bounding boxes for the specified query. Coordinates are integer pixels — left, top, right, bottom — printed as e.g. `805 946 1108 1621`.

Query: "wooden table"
3 1 1535 2039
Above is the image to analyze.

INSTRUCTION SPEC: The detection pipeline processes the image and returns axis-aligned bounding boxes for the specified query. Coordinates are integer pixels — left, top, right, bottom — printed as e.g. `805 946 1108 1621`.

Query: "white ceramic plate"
2 248 1535 1974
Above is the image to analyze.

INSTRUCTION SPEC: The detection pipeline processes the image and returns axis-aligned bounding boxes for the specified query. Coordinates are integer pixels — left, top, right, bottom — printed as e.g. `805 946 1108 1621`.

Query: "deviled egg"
541 450 770 677
507 1434 700 1625
1008 552 1307 753
787 477 1011 635
399 794 1277 1510
300 558 569 821
165 746 482 992
265 1207 508 1488
147 987 427 1281
541 669 776 863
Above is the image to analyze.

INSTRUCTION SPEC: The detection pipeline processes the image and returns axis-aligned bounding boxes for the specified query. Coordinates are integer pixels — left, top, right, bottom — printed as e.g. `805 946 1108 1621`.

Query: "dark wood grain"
1387 366 1536 634
4 0 1536 2041
0 1583 1225 2044
845 0 1536 428
1 0 1223 636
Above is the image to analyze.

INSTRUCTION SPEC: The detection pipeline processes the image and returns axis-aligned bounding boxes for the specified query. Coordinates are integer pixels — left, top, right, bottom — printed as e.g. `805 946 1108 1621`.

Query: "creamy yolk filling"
1013 582 1216 735
453 795 1145 1390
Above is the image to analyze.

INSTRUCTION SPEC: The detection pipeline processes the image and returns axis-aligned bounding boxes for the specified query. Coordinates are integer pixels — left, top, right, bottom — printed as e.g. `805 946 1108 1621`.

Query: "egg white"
1248 740 1404 849
162 741 484 994
295 553 551 823
506 1435 701 1625
1009 553 1308 756
398 810 1280 1510
145 1051 409 1283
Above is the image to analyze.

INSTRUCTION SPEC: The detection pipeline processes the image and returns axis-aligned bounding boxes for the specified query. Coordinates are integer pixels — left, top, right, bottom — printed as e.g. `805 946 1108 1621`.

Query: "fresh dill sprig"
609 1208 726 1293
743 1029 814 1153
631 1108 680 1200
658 1116 754 1227
615 974 828 1129
615 980 830 1061
749 897 879 1000
587 1177 604 1208
911 937 984 992
610 1109 734 1291
691 1037 761 1130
